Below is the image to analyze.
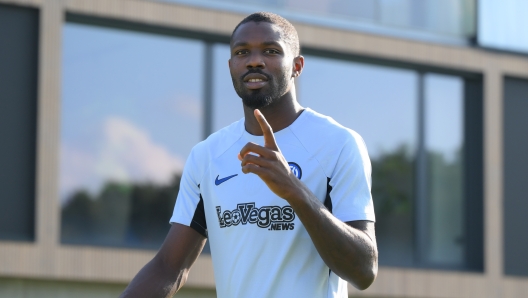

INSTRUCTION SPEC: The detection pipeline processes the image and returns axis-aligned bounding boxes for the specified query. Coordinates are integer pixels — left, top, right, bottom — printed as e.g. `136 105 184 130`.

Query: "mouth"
243 73 269 90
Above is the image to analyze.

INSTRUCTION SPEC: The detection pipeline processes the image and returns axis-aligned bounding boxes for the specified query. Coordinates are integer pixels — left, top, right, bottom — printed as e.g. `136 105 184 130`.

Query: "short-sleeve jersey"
170 108 375 298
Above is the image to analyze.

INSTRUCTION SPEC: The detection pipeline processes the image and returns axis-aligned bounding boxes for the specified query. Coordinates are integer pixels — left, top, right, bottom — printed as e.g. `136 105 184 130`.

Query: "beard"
232 69 290 109
241 92 274 110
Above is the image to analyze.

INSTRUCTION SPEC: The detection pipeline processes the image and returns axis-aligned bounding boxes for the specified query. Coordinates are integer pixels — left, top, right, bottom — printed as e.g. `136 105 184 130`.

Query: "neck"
243 86 304 136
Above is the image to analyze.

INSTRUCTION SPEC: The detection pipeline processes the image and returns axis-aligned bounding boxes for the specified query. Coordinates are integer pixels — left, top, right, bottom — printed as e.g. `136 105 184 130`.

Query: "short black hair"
231 12 300 56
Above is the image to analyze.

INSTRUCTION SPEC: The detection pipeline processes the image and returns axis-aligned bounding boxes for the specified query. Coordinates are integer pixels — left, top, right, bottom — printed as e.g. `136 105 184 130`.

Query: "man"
121 12 377 298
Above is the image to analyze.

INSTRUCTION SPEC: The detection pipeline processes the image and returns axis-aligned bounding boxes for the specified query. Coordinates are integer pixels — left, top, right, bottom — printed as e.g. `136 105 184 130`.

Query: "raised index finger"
254 109 279 151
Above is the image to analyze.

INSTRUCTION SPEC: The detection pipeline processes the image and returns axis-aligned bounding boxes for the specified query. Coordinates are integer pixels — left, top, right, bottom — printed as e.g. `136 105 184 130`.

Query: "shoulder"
289 108 369 176
188 118 245 165
183 119 244 184
291 108 366 151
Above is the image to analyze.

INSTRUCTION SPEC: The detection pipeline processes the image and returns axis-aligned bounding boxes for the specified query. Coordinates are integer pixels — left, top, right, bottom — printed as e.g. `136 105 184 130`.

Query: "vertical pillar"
203 41 214 139
483 63 503 297
35 0 64 268
415 71 428 265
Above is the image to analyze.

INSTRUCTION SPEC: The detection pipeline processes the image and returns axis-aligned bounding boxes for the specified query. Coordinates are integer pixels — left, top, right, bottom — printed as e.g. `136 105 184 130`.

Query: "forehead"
231 21 285 47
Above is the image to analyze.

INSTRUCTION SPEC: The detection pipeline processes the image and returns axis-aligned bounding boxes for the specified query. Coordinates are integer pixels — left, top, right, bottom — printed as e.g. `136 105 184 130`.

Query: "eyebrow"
231 41 283 49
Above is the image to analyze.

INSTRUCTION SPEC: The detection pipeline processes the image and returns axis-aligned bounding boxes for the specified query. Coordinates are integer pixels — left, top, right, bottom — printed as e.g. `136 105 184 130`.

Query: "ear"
292 55 304 78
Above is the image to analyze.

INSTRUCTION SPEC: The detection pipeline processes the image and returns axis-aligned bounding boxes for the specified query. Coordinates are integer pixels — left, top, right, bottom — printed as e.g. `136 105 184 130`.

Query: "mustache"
240 69 271 81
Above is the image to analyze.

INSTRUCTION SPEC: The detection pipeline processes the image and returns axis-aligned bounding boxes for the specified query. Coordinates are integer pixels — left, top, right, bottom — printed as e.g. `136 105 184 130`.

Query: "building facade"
1 0 528 297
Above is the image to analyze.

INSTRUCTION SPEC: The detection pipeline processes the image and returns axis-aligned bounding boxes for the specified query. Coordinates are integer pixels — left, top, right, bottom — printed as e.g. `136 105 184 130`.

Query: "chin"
242 95 274 109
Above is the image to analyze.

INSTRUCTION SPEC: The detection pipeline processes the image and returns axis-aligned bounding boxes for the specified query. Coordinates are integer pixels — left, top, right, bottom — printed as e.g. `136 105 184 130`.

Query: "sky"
60 23 205 202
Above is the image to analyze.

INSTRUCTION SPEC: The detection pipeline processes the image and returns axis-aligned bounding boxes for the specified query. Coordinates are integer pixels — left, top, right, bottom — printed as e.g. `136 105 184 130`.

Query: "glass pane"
60 23 204 249
212 44 243 132
424 73 464 266
0 4 38 242
380 0 475 36
156 0 476 39
286 0 378 21
503 77 528 276
478 0 528 54
298 56 418 267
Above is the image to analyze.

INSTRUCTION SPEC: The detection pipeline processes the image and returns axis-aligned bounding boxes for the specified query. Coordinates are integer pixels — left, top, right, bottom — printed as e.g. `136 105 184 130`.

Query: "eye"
264 49 280 55
234 49 248 55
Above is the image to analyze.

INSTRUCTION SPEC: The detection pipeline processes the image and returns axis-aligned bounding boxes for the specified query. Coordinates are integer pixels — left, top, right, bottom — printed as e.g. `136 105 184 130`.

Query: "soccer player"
121 12 377 298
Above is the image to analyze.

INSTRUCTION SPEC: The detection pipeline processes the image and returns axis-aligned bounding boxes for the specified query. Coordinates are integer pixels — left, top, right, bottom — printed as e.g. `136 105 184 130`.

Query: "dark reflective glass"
0 4 38 242
503 77 528 276
60 23 204 249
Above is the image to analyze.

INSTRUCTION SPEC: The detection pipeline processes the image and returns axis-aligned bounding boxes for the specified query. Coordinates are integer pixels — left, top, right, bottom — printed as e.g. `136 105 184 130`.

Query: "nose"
246 51 265 69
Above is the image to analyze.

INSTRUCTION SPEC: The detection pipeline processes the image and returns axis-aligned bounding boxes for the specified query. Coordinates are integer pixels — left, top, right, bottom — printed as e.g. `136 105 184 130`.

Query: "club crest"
288 162 302 179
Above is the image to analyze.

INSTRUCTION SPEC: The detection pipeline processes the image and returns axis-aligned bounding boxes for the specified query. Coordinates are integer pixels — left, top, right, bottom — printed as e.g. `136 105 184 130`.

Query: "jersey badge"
288 162 302 179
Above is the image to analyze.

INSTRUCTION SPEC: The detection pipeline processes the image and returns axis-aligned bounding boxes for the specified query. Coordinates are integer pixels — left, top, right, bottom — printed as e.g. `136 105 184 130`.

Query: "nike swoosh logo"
215 174 238 186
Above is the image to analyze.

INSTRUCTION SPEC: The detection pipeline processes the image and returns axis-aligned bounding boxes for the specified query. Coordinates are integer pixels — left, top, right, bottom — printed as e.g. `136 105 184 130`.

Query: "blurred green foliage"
372 145 414 217
61 174 180 249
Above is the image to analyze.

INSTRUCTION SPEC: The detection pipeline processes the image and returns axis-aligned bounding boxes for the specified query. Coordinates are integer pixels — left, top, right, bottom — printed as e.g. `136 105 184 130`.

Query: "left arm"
283 179 377 290
239 109 378 290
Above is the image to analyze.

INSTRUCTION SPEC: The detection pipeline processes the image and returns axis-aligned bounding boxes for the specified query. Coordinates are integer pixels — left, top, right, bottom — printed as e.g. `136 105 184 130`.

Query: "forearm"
120 255 186 298
285 181 378 290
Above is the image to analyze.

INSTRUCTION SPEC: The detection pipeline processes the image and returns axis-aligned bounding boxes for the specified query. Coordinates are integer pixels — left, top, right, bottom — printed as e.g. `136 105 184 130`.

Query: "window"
503 77 528 276
60 22 204 249
212 43 243 132
0 4 39 242
58 18 483 265
478 0 528 54
421 74 465 267
156 0 476 42
298 55 483 270
298 56 418 266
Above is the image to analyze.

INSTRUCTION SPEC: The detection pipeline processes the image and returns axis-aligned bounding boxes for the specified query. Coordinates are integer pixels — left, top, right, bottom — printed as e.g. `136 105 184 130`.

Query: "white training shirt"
170 108 375 298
